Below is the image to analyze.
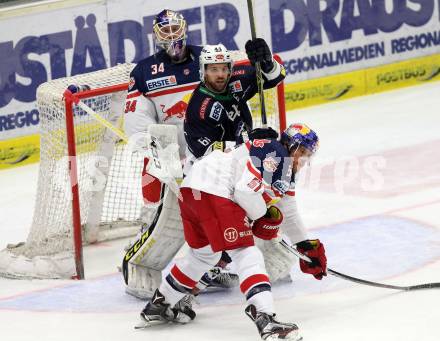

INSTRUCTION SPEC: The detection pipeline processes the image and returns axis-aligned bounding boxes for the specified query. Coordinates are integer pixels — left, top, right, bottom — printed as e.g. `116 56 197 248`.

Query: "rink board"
284 53 440 111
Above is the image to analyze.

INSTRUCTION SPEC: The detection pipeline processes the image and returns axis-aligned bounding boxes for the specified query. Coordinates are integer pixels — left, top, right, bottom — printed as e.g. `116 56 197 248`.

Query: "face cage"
153 19 187 60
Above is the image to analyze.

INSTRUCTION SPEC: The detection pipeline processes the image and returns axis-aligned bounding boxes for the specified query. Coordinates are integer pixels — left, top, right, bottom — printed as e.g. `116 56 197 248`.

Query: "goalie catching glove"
252 206 283 240
296 239 327 280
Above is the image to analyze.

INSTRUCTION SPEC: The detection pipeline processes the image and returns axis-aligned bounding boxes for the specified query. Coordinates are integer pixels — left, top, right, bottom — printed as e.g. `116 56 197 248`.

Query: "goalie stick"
279 239 440 291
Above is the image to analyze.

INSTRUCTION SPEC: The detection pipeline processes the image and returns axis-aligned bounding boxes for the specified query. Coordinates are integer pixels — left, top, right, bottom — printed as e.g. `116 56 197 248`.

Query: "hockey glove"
252 206 283 240
296 239 327 280
245 38 274 73
248 127 279 140
236 127 278 144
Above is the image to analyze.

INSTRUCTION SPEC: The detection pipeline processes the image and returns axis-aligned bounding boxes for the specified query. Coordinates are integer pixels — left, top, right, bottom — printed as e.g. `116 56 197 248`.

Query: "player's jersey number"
151 63 165 75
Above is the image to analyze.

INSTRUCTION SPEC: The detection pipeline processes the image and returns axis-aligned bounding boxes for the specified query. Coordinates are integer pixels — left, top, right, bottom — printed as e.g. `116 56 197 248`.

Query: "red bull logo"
289 123 311 135
160 101 187 121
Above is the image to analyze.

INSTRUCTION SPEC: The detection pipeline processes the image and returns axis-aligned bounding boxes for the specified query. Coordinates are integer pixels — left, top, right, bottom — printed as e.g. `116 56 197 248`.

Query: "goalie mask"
153 9 187 62
199 44 234 88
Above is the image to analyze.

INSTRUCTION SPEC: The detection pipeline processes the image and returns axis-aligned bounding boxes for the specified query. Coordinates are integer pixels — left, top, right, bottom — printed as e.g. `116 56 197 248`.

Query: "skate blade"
201 287 233 293
282 332 303 341
134 317 168 329
265 331 303 341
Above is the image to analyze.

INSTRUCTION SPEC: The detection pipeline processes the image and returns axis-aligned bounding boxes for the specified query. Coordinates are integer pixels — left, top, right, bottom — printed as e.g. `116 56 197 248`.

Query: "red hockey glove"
296 239 327 280
252 206 283 240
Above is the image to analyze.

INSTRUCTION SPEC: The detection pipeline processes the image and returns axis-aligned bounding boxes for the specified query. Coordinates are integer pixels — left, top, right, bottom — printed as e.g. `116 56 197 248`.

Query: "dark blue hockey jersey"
184 63 285 158
124 45 203 157
128 45 203 96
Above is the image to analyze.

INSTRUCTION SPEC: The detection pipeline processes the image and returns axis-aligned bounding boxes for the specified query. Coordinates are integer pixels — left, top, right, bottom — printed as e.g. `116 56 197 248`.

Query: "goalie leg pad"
255 235 296 283
125 263 162 299
122 185 185 297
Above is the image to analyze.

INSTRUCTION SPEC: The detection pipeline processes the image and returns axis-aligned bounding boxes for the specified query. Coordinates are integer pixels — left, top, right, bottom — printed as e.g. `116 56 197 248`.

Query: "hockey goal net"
0 53 286 280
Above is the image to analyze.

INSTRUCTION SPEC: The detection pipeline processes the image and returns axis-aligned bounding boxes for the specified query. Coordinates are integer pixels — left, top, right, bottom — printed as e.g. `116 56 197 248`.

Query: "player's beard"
208 76 228 93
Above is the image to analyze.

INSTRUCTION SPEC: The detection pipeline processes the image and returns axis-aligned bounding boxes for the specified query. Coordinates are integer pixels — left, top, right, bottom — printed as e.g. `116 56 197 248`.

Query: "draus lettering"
0 110 39 131
0 4 240 109
269 0 437 53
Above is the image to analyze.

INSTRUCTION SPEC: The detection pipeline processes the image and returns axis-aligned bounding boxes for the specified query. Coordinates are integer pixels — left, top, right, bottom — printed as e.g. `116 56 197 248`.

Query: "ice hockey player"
124 8 201 209
122 9 236 299
184 42 320 284
183 40 284 166
138 124 327 341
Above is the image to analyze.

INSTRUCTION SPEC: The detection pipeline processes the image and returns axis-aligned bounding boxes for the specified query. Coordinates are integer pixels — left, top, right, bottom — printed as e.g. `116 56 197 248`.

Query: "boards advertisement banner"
0 0 440 167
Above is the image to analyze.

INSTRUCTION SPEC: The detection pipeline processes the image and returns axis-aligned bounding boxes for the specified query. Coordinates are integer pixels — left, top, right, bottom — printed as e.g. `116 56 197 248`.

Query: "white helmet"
199 44 234 82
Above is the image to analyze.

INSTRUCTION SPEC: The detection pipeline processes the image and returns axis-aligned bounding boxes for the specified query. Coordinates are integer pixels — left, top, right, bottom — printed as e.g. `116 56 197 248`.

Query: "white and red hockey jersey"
182 139 308 244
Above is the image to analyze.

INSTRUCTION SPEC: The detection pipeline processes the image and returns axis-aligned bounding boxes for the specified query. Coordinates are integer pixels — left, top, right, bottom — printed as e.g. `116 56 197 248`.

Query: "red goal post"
0 53 286 280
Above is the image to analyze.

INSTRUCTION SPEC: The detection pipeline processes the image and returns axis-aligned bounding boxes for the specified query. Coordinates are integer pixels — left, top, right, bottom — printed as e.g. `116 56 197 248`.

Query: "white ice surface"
1 82 440 341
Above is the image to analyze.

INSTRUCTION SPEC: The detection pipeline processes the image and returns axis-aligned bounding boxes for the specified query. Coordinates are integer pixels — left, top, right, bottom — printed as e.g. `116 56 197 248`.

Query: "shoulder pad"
128 64 145 93
247 140 292 194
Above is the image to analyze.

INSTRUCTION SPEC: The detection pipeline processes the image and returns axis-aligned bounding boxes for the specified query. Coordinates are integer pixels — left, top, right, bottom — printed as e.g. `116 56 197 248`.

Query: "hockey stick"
246 0 267 127
279 239 440 291
75 100 129 142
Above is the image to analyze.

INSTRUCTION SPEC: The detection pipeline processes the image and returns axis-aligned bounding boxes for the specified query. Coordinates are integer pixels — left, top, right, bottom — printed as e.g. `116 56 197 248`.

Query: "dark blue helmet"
280 123 319 154
153 9 187 61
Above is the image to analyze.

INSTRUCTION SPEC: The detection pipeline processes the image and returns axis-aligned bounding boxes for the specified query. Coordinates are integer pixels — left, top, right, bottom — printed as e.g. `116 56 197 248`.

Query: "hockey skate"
198 266 239 293
245 304 302 341
136 290 196 329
